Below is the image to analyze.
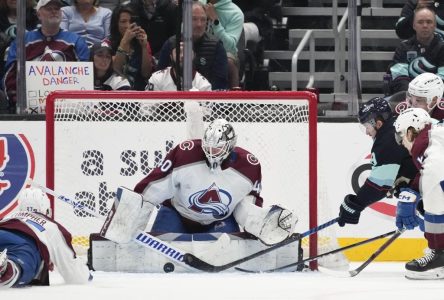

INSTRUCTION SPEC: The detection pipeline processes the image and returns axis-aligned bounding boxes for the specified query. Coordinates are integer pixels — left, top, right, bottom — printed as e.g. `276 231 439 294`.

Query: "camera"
131 16 140 26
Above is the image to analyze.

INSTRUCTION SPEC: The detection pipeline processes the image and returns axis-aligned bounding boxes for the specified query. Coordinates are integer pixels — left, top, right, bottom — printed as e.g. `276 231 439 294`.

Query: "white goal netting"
46 91 347 270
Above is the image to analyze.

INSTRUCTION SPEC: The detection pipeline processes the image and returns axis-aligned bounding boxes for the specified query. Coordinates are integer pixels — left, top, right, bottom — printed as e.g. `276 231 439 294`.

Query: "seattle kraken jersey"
135 139 263 225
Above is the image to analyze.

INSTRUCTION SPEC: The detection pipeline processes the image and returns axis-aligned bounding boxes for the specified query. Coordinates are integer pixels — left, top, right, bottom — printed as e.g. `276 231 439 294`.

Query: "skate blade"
405 267 444 280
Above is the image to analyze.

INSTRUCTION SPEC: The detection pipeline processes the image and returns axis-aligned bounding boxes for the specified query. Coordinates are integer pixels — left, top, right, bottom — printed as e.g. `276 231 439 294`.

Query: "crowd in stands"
0 0 278 114
5 0 444 114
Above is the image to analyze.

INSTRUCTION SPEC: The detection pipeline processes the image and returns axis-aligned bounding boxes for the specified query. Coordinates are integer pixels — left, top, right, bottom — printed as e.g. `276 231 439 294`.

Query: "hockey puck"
163 262 175 273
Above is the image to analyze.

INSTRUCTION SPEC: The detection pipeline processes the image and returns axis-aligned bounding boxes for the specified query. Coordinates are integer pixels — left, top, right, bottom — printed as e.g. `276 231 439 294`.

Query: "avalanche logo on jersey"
188 183 232 219
0 134 35 218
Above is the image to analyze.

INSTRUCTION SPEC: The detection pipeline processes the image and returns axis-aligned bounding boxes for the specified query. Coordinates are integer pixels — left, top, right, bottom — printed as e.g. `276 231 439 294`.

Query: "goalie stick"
183 217 339 272
235 229 397 273
28 181 199 272
319 228 405 277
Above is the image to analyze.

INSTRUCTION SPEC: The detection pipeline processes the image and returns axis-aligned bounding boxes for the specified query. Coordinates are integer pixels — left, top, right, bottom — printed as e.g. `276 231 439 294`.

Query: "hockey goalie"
95 118 303 272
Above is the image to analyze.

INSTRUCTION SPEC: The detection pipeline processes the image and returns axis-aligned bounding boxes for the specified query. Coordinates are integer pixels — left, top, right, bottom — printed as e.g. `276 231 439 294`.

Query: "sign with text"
25 61 93 114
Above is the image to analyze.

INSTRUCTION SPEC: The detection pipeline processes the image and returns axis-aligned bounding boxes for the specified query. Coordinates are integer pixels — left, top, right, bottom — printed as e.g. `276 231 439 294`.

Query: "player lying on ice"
100 118 298 247
0 188 92 288
394 108 444 280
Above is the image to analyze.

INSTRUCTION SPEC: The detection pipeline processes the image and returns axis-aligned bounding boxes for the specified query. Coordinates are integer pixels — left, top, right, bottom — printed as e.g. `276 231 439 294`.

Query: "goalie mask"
18 187 52 217
202 119 237 169
407 72 444 111
393 108 432 145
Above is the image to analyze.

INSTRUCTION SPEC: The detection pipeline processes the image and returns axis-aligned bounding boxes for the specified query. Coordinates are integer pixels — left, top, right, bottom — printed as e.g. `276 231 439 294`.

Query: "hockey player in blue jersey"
337 97 418 226
0 188 91 288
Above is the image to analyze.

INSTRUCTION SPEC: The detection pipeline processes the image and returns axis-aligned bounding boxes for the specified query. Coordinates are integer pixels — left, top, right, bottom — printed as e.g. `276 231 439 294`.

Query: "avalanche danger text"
27 65 91 86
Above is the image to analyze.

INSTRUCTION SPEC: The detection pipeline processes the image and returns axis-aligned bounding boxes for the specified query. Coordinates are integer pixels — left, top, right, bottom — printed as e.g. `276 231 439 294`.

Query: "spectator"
388 6 444 95
2 0 90 113
146 44 211 91
157 1 228 90
395 0 444 40
233 0 276 48
128 0 178 59
91 41 130 90
0 0 39 38
0 0 39 80
200 0 244 89
61 0 112 46
106 4 153 90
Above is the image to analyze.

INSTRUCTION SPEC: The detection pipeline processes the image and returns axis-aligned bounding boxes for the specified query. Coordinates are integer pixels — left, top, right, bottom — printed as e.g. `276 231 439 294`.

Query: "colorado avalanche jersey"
134 139 263 225
0 211 90 285
3 28 90 102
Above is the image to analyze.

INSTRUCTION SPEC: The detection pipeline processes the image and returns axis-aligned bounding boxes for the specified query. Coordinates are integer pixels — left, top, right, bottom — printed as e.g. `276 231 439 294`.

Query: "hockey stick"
183 217 339 272
28 181 199 272
235 229 397 273
319 228 405 277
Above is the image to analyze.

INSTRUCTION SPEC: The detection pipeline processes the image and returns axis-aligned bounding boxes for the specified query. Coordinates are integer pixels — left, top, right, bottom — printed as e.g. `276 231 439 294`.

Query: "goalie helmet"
407 73 444 110
202 119 237 169
393 108 432 145
18 187 52 217
358 97 392 127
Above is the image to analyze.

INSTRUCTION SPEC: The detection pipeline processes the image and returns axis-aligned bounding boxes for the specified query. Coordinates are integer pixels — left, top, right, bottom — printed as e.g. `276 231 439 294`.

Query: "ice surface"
2 263 443 300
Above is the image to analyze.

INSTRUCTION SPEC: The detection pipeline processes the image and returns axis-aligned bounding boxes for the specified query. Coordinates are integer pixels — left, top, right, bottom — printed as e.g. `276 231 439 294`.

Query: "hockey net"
46 91 347 270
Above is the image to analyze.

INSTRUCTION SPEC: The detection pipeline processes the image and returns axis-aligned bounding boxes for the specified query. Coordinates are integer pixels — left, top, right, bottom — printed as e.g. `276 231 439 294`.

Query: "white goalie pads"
100 187 155 244
234 197 298 245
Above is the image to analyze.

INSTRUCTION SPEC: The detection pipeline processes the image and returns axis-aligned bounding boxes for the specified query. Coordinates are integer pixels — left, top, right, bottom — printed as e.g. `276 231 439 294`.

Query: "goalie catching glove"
234 198 297 245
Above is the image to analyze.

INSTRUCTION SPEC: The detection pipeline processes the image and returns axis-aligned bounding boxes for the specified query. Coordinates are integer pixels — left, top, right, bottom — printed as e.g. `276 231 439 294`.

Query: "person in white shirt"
146 44 212 91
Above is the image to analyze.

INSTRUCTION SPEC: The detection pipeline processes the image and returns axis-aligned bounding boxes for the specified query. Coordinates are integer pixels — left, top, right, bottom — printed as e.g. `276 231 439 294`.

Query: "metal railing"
290 0 349 93
291 29 314 91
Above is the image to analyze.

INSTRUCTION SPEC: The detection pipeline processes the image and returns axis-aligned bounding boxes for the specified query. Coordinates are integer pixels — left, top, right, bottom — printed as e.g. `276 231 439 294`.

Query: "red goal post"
45 90 332 270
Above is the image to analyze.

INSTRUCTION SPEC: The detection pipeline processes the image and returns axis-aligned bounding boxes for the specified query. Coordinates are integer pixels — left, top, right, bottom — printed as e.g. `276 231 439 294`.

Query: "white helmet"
202 119 237 169
18 187 52 217
393 108 432 145
407 73 444 110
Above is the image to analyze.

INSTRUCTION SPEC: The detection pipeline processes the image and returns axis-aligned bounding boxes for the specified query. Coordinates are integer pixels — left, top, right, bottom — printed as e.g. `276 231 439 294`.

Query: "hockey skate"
405 249 444 280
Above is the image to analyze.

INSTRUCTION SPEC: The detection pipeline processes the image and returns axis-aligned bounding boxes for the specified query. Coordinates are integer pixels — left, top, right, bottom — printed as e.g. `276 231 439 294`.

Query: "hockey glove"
396 188 420 230
338 194 365 227
387 176 411 198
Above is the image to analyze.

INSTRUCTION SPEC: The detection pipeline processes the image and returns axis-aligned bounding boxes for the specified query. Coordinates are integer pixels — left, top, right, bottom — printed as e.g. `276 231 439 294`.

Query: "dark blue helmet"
358 97 392 126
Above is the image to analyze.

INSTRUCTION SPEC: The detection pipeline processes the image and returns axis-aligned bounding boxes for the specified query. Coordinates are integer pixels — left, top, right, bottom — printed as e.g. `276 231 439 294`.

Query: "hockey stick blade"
183 217 339 272
235 229 397 273
319 228 405 277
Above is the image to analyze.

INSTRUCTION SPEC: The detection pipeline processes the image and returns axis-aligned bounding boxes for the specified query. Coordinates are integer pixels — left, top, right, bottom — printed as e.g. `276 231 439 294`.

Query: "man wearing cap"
2 0 90 113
